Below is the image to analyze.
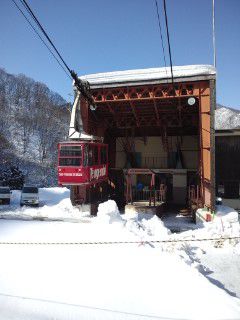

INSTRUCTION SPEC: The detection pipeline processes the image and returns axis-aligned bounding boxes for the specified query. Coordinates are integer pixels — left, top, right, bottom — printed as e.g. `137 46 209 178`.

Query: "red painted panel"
57 142 108 186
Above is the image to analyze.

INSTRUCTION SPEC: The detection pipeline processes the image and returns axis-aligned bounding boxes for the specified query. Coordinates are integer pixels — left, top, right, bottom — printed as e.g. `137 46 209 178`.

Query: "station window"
224 181 240 199
217 181 240 199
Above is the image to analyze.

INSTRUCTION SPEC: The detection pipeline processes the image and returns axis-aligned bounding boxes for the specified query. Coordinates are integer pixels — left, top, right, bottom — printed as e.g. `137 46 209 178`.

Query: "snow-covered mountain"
215 104 240 130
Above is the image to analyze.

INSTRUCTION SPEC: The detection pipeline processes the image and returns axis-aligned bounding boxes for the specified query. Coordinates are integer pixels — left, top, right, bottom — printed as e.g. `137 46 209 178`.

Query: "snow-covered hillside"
215 105 240 130
0 68 69 186
0 188 240 319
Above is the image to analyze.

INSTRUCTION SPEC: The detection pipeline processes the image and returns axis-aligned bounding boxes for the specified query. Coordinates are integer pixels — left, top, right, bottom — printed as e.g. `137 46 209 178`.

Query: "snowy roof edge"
80 65 216 88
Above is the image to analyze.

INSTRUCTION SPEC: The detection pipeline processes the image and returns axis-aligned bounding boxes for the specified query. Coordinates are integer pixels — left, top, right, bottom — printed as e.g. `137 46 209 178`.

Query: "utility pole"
213 0 216 68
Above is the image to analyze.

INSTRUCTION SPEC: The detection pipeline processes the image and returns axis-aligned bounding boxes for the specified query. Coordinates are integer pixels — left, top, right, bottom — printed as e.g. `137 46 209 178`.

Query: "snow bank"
1 190 239 245
0 188 85 221
1 188 239 254
193 205 240 240
209 205 240 239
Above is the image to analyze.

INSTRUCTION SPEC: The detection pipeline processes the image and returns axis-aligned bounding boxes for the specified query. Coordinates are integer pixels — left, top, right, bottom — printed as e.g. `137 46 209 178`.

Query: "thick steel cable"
20 0 72 76
154 0 168 78
13 0 96 107
11 0 72 80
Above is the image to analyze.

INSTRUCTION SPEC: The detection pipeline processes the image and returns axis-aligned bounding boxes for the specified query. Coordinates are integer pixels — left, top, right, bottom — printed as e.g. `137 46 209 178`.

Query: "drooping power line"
163 0 174 87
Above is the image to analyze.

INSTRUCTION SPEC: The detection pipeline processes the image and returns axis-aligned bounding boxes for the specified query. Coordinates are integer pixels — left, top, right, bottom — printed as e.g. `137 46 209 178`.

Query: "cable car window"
88 145 93 166
59 158 81 166
83 144 101 166
83 144 89 166
60 145 82 157
94 146 99 165
100 146 107 164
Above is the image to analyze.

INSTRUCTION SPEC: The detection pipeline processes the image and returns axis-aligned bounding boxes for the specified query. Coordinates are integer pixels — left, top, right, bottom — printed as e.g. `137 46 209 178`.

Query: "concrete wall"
115 136 199 170
221 198 240 211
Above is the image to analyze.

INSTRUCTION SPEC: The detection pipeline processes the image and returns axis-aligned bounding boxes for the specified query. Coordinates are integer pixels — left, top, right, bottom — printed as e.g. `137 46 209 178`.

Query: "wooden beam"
129 100 140 127
153 99 160 126
92 82 205 104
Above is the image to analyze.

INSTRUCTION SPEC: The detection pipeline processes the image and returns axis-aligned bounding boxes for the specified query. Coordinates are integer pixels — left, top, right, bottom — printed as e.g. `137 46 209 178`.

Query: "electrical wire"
11 0 72 80
154 0 168 78
163 0 174 87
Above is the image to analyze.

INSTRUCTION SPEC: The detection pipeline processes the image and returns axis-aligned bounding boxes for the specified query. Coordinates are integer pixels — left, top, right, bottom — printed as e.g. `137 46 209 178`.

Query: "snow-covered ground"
0 188 240 319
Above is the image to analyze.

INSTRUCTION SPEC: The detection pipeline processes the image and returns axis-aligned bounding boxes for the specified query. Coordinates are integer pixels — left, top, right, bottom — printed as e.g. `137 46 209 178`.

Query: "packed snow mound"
210 205 240 238
97 200 123 223
139 215 171 237
215 106 240 129
215 205 239 223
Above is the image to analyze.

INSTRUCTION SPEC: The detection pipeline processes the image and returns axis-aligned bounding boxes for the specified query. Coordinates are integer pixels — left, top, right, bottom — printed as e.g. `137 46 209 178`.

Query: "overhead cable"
11 0 72 80
163 0 174 87
20 0 72 75
154 0 168 77
12 0 96 107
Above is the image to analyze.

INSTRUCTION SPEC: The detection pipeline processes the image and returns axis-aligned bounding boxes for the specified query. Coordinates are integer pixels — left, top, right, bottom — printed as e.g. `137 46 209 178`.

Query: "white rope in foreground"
0 236 239 246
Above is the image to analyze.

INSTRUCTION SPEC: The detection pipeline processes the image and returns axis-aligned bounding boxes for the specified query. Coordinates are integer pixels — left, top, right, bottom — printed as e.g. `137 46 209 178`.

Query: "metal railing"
132 188 166 203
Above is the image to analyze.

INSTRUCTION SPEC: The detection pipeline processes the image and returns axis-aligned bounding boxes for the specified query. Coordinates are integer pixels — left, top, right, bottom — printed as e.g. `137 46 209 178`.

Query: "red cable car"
56 73 111 212
58 141 108 186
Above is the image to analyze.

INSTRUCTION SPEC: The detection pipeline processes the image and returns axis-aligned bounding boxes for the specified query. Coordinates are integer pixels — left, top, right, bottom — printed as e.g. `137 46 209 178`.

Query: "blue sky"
1 0 239 108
